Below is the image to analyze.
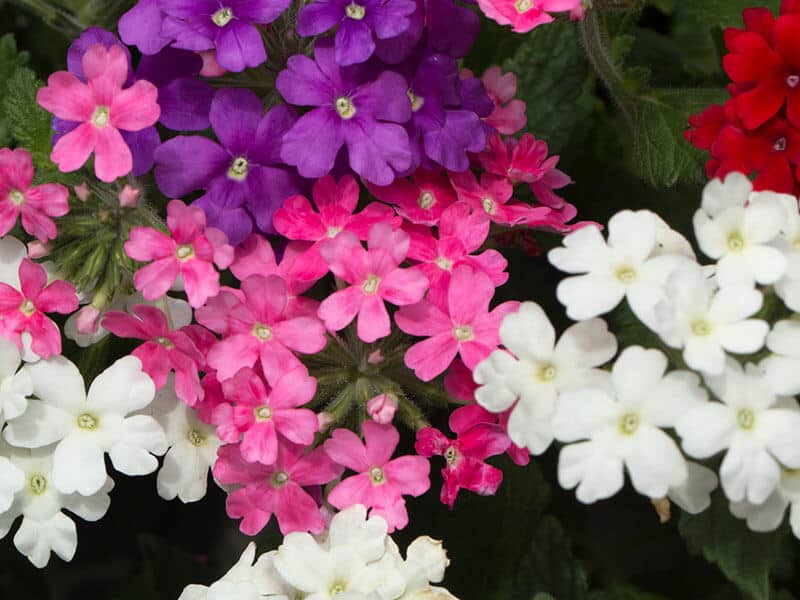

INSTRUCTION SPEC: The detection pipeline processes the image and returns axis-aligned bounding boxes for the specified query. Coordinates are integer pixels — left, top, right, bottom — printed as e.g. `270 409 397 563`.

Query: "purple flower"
119 0 172 55
297 0 416 66
277 40 412 185
159 0 290 72
154 88 300 245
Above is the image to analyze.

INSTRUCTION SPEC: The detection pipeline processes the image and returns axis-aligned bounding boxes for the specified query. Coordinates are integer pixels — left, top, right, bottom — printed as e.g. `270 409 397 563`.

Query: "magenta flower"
478 66 527 135
367 169 456 226
406 202 508 303
0 148 69 242
416 404 509 508
125 200 234 308
395 265 519 381
0 259 78 358
324 421 430 532
197 274 327 382
213 441 343 536
273 175 399 281
317 223 429 343
213 366 318 465
476 0 581 33
36 43 160 182
102 304 205 406
449 170 545 226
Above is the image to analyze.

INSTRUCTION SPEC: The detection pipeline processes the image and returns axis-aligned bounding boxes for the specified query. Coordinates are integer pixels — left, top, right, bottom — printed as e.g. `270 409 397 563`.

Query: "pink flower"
273 175 399 280
416 404 510 508
405 202 508 304
213 366 319 465
476 0 582 33
367 393 398 424
102 304 205 406
0 148 69 242
318 223 429 343
395 265 520 381
324 422 430 532
125 200 234 308
196 274 327 381
448 170 539 226
480 67 527 135
213 441 343 536
366 169 457 226
0 259 78 358
443 358 477 402
36 43 160 182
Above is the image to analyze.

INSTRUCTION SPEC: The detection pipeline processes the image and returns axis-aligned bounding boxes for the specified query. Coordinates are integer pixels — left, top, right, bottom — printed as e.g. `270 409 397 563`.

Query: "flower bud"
27 241 51 259
75 305 101 335
367 393 398 424
118 185 140 208
74 182 91 202
317 411 335 432
199 50 227 77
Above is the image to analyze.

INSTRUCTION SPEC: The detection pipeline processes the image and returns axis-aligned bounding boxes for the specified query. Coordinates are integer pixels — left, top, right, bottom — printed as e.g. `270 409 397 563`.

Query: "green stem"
11 0 86 37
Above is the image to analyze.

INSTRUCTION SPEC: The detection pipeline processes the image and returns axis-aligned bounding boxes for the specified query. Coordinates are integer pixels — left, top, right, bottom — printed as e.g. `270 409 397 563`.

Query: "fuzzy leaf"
680 0 780 29
0 34 29 146
3 68 54 166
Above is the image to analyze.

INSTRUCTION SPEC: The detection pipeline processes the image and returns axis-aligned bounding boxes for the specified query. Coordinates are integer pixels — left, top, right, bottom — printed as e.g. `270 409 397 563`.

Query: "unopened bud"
367 393 398 424
199 50 227 77
118 185 140 208
651 497 671 524
27 241 50 259
367 349 384 364
74 183 90 202
75 305 101 335
317 411 335 432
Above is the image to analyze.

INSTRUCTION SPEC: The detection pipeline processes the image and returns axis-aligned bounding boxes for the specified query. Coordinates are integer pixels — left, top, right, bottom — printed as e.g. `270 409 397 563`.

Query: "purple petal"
344 121 411 184
374 0 423 64
123 126 162 176
136 47 202 87
249 104 298 165
369 0 416 39
215 21 267 72
422 109 485 171
231 0 292 22
460 77 494 117
297 0 345 36
277 54 336 106
335 19 376 66
280 108 345 178
355 70 411 123
428 0 480 59
246 166 302 233
68 27 133 84
119 0 172 55
194 183 254 246
161 15 215 52
154 136 230 197
210 88 264 154
158 78 214 131
158 0 219 18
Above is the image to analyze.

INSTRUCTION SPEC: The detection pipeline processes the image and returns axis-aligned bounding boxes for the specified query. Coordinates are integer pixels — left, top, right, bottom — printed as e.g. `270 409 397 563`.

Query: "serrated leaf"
501 21 592 153
679 0 780 29
511 516 589 600
4 67 54 164
0 34 29 146
678 491 789 600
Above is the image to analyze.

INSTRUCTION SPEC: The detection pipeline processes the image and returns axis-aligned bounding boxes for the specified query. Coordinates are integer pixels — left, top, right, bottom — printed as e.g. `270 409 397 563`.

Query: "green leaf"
511 516 589 600
591 583 671 600
502 21 593 153
4 68 54 164
0 34 30 146
679 0 780 30
678 491 789 600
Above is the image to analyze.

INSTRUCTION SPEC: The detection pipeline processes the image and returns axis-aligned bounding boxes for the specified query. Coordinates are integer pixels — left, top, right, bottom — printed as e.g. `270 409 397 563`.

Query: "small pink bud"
367 393 398 424
75 305 101 335
367 349 384 364
317 411 334 432
27 241 50 259
198 50 227 77
118 185 140 208
74 183 90 202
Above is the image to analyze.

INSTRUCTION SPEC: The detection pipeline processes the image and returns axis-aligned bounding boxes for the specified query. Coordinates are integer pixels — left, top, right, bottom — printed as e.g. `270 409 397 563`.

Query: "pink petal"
324 427 370 472
51 123 97 174
363 421 399 466
207 334 260 380
404 333 459 381
368 222 409 265
448 404 495 434
133 257 181 301
319 232 370 283
94 126 133 182
0 148 34 189
370 498 408 532
447 265 494 325
327 472 374 509
457 423 510 459
356 294 390 343
241 421 279 465
167 200 206 243
125 227 175 261
346 203 400 238
242 275 287 323
273 408 318 446
291 446 344 486
384 455 430 496
268 366 317 408
36 72 94 122
180 258 220 307
82 44 129 86
458 340 497 370
110 80 160 131
227 487 273 535
35 280 78 314
102 310 151 339
395 300 452 337
231 234 279 280
380 267 429 306
317 286 363 332
27 314 62 358
19 259 46 300
415 427 451 457
314 174 359 212
274 483 326 535
0 203 19 238
258 340 306 383
273 194 327 240
272 316 326 353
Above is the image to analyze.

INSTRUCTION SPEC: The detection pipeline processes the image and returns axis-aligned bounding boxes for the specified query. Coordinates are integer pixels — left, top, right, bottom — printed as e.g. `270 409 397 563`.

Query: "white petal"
743 195 787 244
668 462 718 514
607 210 657 263
701 173 751 216
0 236 26 287
52 434 107 496
717 320 768 355
693 212 727 260
744 245 788 285
158 443 211 503
761 355 800 395
558 441 625 503
730 491 788 532
626 427 688 498
556 275 624 321
87 356 156 416
473 351 521 413
641 370 707 427
24 356 86 412
553 318 617 370
498 302 555 363
3 400 73 448
0 337 21 379
775 277 800 311
676 403 736 458
547 225 610 274
721 445 779 505
63 478 113 521
790 502 800 540
0 456 24 513
708 284 762 323
274 533 334 592
14 512 77 568
506 391 556 455
552 388 618 442
766 319 800 357
611 346 667 407
328 504 387 563
683 336 726 376
761 409 800 468
178 584 211 600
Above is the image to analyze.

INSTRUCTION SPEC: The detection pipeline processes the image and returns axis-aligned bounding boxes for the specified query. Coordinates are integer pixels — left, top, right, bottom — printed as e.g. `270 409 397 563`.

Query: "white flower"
693 172 788 286
0 336 33 426
667 462 718 515
474 302 617 454
146 377 220 503
772 193 800 310
0 454 24 513
548 210 691 329
3 355 167 496
553 346 706 503
676 360 800 504
730 467 800 539
760 319 800 395
0 441 112 568
654 263 768 375
387 536 454 600
0 235 27 287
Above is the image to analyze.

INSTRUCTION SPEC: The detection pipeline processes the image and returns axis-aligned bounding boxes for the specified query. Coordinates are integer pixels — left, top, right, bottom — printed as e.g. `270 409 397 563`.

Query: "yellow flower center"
253 323 273 341
8 189 24 206
271 470 289 487
514 0 533 12
212 7 234 26
254 405 272 422
691 320 712 337
737 408 756 430
619 412 640 435
330 581 348 595
77 413 99 431
418 191 435 209
228 156 249 181
327 226 342 238
444 445 459 465
157 336 175 349
335 97 357 119
362 274 380 295
453 325 474 342
19 299 35 317
186 429 206 446
481 197 496 215
435 256 453 271
369 466 386 484
407 89 425 112
538 364 558 382
92 106 110 128
176 244 194 261
727 231 745 252
615 267 637 284
28 473 47 495
345 2 366 19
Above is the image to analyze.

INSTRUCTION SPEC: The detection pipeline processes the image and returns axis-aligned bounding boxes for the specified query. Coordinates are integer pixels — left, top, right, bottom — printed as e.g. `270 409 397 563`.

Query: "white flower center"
514 0 533 12
327 226 342 238
345 2 365 19
254 405 272 422
691 320 712 336
737 408 756 430
481 197 496 215
228 156 249 181
77 412 99 431
615 266 637 284
538 363 558 382
418 191 435 209
271 470 289 487
788 75 800 88
28 473 47 495
619 412 640 435
726 231 745 252
335 97 356 119
186 429 206 446
212 7 234 26
362 274 380 295
18 299 35 317
453 325 474 342
407 89 424 112
92 106 110 128
435 256 453 271
8 189 24 206
444 445 460 465
793 237 800 250
774 137 787 152
157 336 175 349
330 581 348 595
252 323 273 341
176 244 194 261
369 466 386 485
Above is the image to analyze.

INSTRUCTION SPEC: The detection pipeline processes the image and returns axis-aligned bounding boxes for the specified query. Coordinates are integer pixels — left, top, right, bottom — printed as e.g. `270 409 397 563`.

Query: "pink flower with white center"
479 67 527 135
125 200 234 308
196 274 327 382
317 223 429 343
448 170 546 226
405 203 508 305
273 175 399 281
0 259 77 358
396 265 520 381
213 366 319 465
416 404 510 508
36 43 160 182
213 441 343 536
101 304 205 406
476 0 583 33
0 148 69 242
367 169 457 226
324 421 431 532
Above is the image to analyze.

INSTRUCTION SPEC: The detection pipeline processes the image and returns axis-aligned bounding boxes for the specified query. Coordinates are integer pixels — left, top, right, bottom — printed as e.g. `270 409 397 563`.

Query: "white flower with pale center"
0 336 33 426
667 462 718 515
771 193 800 311
553 346 706 503
760 319 800 396
0 440 112 568
548 210 691 329
693 172 788 286
0 235 27 287
178 543 292 600
3 355 167 496
654 263 768 375
474 302 617 454
730 467 800 539
676 360 800 504
145 377 221 503
385 535 455 600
